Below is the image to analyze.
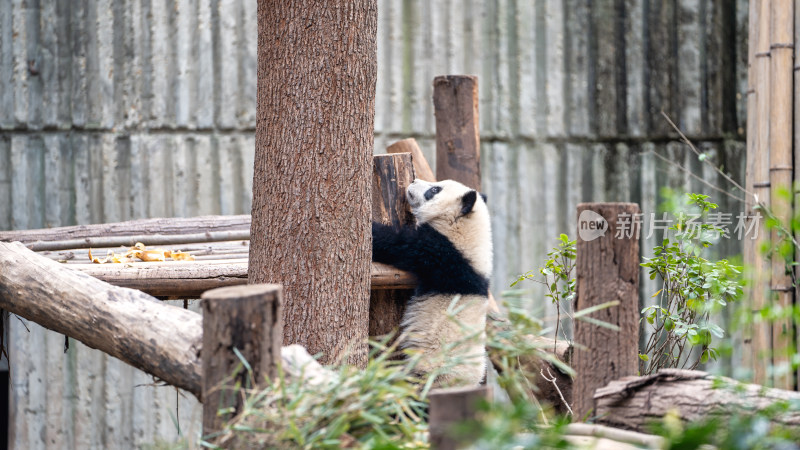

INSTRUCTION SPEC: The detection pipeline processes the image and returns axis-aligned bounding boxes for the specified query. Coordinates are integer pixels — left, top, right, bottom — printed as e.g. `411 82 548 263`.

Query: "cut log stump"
201 284 283 437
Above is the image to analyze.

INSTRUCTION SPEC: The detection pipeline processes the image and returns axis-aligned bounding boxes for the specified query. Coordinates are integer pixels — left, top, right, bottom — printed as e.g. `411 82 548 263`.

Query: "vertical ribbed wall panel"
0 0 748 447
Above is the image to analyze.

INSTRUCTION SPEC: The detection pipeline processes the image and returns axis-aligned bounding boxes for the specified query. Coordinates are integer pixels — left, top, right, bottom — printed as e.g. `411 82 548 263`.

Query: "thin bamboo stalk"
769 0 795 390
0 215 251 243
744 0 760 377
794 0 800 390
745 0 773 386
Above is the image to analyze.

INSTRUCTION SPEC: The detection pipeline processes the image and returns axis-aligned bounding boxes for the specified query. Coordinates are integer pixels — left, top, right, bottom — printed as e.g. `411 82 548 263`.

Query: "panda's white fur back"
398 179 492 387
400 293 488 386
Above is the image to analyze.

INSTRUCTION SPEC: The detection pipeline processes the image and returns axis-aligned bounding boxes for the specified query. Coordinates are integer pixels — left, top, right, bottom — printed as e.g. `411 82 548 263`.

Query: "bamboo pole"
794 0 800 390
19 230 252 252
744 0 773 385
0 215 251 243
769 0 795 390
743 0 759 381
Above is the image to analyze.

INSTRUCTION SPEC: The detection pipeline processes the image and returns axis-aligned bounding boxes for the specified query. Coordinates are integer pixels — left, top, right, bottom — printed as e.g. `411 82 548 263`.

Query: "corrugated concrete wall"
0 0 749 447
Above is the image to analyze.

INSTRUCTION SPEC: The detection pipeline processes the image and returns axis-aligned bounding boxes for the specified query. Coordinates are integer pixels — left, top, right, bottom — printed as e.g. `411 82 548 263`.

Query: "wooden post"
202 284 282 437
433 75 481 190
428 385 491 450
370 153 416 338
573 203 640 419
769 0 795 391
387 138 436 182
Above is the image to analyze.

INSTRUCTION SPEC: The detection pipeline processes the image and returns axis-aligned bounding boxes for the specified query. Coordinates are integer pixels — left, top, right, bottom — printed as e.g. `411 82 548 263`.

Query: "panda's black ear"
480 192 488 204
461 190 478 216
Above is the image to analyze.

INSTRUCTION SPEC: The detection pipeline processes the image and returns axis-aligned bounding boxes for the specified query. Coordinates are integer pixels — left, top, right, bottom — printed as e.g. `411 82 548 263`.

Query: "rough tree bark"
249 1 377 366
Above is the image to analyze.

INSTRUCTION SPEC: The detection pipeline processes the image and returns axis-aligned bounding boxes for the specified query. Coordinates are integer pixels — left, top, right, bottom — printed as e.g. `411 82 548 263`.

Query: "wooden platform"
0 215 415 299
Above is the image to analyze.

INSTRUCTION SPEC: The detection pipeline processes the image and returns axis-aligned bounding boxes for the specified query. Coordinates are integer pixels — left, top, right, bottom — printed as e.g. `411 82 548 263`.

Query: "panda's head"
406 179 488 227
407 179 493 277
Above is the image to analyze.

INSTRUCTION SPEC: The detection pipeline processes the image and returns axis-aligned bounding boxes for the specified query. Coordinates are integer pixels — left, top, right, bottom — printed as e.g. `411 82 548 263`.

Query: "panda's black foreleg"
371 222 420 274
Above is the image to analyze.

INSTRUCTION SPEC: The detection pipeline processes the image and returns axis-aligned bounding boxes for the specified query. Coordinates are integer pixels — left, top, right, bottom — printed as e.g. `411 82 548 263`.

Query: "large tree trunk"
594 369 800 432
249 1 377 366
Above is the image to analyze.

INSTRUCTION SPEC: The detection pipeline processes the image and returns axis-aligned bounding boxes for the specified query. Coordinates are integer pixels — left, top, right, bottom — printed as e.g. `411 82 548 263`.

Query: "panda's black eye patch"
424 186 442 200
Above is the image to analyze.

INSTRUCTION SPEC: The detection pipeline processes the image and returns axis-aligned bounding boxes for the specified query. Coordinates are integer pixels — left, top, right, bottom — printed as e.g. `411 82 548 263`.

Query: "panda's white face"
406 179 475 224
406 179 493 277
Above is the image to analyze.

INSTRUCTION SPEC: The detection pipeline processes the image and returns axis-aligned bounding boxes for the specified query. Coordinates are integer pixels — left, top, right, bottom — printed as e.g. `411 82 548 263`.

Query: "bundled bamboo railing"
745 0 797 390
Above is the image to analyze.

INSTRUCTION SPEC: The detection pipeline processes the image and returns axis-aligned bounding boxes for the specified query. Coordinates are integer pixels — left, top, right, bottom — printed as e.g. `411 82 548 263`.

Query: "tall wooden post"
370 153 416 338
202 284 282 437
433 75 481 190
573 203 640 419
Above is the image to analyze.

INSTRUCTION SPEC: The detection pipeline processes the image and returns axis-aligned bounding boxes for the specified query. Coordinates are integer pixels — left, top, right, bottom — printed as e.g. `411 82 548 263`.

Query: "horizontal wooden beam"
65 260 415 298
1 214 418 298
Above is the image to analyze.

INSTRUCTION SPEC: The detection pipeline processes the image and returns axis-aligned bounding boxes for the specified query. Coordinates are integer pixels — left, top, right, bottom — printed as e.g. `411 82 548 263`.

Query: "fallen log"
0 241 204 399
594 369 800 432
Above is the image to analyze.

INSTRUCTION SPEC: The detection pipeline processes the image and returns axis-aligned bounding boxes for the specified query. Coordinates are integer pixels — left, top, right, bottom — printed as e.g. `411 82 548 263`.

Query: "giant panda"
372 179 492 387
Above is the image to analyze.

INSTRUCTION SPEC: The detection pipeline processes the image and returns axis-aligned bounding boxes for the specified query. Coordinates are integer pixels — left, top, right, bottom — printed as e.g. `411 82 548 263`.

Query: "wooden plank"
624 0 645 138
573 202 640 419
592 0 622 137
0 0 12 127
433 75 481 190
201 284 282 440
387 138 435 182
676 0 702 135
65 260 414 298
645 0 677 136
